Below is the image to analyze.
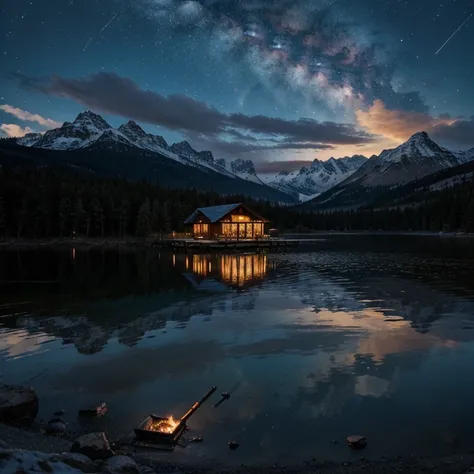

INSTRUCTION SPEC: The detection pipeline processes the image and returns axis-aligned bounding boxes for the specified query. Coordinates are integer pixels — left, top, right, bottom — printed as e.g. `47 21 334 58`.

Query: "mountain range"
264 155 368 200
2 111 293 203
303 131 474 210
2 110 474 208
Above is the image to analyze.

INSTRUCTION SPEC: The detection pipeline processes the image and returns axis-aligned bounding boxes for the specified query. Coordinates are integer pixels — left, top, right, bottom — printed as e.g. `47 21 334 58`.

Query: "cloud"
355 100 454 142
0 123 34 137
11 71 374 155
431 118 474 147
254 160 314 174
0 104 62 129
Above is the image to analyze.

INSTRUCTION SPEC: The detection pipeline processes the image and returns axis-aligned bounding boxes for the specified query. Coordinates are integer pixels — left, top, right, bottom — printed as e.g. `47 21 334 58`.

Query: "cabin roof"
184 203 268 224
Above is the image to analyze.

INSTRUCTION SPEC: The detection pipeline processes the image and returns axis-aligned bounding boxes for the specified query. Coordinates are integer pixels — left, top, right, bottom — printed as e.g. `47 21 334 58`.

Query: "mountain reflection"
2 242 474 462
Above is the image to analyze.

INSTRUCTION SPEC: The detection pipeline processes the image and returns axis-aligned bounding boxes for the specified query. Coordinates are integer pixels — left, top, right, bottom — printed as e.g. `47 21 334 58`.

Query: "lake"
1 235 474 465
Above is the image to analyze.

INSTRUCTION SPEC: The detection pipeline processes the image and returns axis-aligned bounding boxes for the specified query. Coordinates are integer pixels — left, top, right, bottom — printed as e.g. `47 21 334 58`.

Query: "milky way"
133 0 393 117
1 0 473 166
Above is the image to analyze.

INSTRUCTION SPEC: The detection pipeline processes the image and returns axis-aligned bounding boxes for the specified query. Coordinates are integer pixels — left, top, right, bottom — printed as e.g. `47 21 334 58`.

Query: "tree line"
0 166 473 239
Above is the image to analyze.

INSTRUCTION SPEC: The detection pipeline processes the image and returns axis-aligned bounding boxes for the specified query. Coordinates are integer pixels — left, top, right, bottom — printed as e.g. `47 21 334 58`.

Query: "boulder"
347 435 367 449
228 440 239 450
46 421 66 435
58 452 95 473
71 432 114 460
102 455 139 474
0 384 39 424
2 449 81 473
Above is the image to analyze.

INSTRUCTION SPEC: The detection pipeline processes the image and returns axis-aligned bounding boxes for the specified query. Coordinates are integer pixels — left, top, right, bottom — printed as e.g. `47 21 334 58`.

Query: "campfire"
134 386 217 447
145 416 179 434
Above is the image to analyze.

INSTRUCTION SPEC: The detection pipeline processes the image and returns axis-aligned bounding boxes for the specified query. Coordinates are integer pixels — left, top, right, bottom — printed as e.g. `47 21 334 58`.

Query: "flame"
146 416 179 433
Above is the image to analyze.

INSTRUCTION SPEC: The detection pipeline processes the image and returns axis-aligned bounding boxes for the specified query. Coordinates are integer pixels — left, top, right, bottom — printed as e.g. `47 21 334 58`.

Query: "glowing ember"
146 416 180 434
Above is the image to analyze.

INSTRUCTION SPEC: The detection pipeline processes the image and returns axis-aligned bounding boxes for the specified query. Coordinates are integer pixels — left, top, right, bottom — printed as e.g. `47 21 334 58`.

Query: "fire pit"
134 415 186 445
134 386 216 446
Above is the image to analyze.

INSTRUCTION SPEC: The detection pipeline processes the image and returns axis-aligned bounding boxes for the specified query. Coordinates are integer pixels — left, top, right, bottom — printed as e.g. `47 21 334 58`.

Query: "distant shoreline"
0 231 473 249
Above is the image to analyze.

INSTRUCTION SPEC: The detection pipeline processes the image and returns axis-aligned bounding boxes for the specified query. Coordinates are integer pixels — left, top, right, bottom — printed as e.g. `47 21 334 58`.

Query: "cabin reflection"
178 253 267 289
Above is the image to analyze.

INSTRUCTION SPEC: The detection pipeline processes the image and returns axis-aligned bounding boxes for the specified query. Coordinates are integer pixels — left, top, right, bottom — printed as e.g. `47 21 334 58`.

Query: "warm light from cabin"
193 223 209 236
220 254 267 286
193 254 209 276
191 254 267 285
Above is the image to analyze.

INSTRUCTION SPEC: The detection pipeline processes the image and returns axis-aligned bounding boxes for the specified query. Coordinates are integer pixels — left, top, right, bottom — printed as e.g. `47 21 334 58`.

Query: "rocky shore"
2 384 474 474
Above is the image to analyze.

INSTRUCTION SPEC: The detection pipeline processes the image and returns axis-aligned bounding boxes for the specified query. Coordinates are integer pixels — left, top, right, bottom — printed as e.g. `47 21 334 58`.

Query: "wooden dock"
164 238 303 251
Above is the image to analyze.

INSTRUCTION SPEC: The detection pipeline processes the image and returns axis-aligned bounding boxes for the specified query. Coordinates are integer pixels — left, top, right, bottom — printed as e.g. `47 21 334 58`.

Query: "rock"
59 452 95 473
190 437 203 443
49 417 66 424
228 441 239 450
71 432 114 460
102 455 139 474
139 466 156 474
0 384 39 424
54 409 66 416
37 459 53 472
46 421 66 435
346 435 367 449
3 448 85 473
79 402 108 417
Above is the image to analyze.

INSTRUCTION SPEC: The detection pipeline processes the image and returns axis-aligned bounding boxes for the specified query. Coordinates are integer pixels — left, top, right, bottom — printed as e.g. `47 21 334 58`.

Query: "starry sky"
1 0 473 173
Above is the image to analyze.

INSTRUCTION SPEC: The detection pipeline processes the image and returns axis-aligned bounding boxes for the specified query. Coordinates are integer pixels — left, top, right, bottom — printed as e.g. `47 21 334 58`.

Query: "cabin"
184 203 269 240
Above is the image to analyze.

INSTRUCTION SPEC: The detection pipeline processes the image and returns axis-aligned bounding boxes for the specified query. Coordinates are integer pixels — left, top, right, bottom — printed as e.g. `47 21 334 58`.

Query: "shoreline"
0 231 473 249
1 423 474 474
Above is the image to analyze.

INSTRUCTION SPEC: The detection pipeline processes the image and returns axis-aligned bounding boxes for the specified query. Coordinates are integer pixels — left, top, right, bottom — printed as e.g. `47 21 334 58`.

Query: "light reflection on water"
1 236 474 464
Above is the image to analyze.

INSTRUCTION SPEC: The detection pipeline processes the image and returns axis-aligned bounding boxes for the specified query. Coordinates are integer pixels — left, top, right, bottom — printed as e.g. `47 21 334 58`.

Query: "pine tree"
0 195 6 237
136 198 151 237
119 198 130 237
58 197 70 237
151 198 161 233
161 201 171 233
72 197 86 237
465 198 474 233
16 197 28 238
91 197 105 237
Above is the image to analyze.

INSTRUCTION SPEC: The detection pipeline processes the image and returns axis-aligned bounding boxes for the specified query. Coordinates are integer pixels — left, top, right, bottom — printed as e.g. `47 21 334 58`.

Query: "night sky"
1 0 473 173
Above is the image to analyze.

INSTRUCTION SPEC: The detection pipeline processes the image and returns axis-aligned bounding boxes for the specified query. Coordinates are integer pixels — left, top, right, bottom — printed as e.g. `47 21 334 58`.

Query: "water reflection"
179 253 267 289
1 239 474 463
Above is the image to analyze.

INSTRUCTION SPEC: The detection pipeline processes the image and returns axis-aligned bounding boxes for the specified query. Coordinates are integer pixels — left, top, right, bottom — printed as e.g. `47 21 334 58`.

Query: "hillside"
0 140 293 203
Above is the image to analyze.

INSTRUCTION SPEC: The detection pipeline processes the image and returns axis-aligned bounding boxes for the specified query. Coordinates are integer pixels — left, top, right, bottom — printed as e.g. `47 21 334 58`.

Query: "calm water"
2 235 474 465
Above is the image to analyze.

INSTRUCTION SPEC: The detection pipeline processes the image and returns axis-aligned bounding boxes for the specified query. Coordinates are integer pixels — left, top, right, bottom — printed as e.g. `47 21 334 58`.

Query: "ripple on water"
1 242 474 464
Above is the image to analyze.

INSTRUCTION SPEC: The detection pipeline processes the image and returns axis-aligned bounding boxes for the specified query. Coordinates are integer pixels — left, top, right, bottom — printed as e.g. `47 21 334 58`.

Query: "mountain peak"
408 131 430 141
170 141 197 155
118 120 146 135
73 110 110 131
230 158 256 175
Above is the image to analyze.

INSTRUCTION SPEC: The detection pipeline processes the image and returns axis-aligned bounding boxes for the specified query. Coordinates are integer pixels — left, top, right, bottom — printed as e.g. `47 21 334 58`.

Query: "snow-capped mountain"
13 112 474 205
454 147 474 164
305 131 470 210
16 111 245 180
266 155 368 197
215 158 264 185
18 111 113 150
118 120 168 150
341 131 460 188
